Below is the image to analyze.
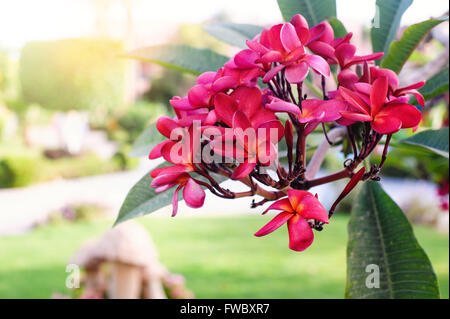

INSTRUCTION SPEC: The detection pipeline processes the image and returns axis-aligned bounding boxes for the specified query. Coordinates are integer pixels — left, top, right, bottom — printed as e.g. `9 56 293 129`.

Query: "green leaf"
121 44 229 75
327 17 348 39
277 0 336 25
346 181 440 299
114 164 228 225
371 0 413 64
401 128 449 158
419 67 449 101
381 17 448 73
128 123 164 157
204 23 264 49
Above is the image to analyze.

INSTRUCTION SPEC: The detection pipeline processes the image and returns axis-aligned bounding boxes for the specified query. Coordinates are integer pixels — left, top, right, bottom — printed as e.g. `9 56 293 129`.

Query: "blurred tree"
19 38 126 112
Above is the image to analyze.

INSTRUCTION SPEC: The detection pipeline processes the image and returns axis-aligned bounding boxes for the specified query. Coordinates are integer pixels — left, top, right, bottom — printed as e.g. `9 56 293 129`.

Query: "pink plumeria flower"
211 87 284 179
214 86 279 128
150 167 205 217
265 96 347 123
370 66 425 106
246 18 330 84
255 189 329 251
338 77 422 134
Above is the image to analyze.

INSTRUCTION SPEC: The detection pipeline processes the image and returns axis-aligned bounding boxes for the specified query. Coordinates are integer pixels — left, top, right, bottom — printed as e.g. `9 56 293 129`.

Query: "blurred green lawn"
0 215 448 298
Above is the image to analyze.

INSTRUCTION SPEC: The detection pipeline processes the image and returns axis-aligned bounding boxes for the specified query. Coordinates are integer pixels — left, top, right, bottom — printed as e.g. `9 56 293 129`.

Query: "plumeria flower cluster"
149 14 425 251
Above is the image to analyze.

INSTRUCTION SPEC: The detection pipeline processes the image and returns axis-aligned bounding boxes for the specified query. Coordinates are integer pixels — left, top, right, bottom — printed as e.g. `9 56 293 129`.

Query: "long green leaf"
419 67 449 101
381 17 448 73
277 0 336 25
346 181 440 299
371 0 413 64
128 123 164 157
122 44 229 75
327 17 348 39
204 23 264 49
115 164 228 225
401 128 449 158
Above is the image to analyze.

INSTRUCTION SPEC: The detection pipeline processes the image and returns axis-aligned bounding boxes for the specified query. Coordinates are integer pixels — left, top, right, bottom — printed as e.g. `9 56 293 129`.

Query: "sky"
0 0 448 49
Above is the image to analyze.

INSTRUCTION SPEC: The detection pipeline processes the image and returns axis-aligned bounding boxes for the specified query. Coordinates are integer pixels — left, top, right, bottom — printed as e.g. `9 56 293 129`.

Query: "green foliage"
346 181 440 299
401 128 449 158
0 155 38 188
122 44 229 76
277 0 336 25
115 165 228 225
204 23 264 49
371 0 413 63
381 17 448 73
144 69 193 107
115 101 167 144
0 215 447 298
0 49 9 90
115 164 176 225
19 38 125 111
47 204 106 225
419 67 449 101
128 123 164 157
327 17 348 38
0 151 134 188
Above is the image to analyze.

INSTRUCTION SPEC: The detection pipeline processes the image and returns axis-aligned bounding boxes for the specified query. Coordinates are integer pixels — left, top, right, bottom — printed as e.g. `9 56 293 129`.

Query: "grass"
0 215 448 299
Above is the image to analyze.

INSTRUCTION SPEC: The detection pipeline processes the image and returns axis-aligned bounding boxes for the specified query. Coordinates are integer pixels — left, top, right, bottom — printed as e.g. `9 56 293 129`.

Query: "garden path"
0 159 444 235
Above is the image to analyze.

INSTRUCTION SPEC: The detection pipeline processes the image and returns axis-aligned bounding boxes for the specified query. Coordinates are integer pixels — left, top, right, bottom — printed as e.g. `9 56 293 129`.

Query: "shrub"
19 38 125 111
0 155 39 188
116 101 168 143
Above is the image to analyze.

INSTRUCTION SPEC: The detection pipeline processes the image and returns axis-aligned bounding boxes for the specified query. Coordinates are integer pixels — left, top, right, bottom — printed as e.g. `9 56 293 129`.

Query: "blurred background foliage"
0 0 448 299
19 38 125 112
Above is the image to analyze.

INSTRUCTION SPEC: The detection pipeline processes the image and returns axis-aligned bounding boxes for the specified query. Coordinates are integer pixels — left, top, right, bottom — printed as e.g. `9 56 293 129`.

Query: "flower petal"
290 14 310 44
377 103 422 129
170 96 193 110
262 64 285 83
339 110 372 122
212 76 237 92
396 89 425 107
346 52 384 68
188 84 211 107
156 116 181 139
285 62 309 84
296 194 329 223
214 93 238 127
307 54 330 77
231 161 257 180
149 140 173 160
287 189 310 211
371 115 402 134
287 214 314 251
234 49 259 68
268 24 285 53
307 41 336 61
254 211 293 236
281 23 302 52
257 119 285 143
338 86 370 114
249 108 277 128
232 110 252 131
265 97 301 115
231 86 262 119
262 198 294 214
338 69 358 89
335 43 356 68
171 184 184 217
183 178 206 209
370 77 389 116
257 50 283 63
197 71 216 84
